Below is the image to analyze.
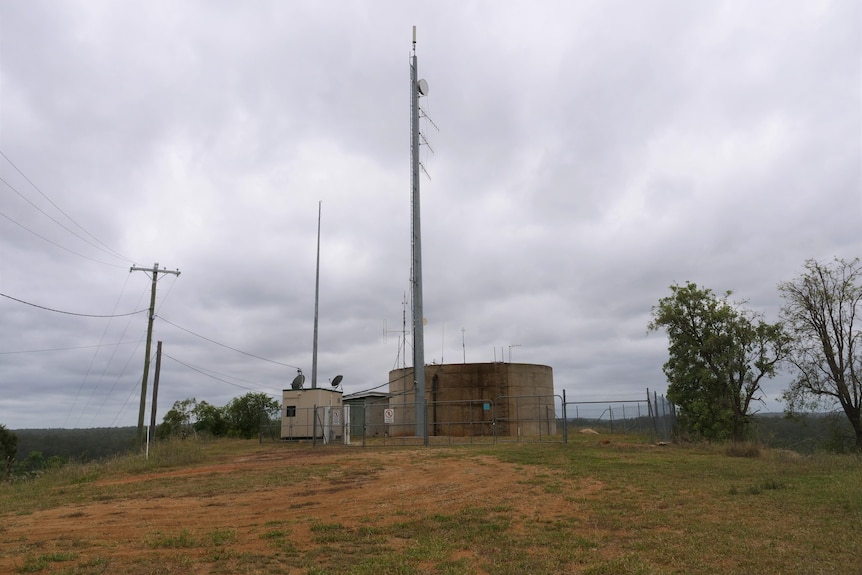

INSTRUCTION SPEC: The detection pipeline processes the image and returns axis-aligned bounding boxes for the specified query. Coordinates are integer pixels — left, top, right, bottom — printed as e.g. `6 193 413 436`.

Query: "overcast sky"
0 1 859 430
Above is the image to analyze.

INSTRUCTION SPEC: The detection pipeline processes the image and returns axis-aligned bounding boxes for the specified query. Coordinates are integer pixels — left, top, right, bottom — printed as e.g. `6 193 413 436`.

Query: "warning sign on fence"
384 408 395 424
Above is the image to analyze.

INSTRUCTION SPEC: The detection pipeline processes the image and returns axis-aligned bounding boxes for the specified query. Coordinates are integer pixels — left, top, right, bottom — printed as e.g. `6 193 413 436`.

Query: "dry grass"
724 441 762 458
0 436 860 574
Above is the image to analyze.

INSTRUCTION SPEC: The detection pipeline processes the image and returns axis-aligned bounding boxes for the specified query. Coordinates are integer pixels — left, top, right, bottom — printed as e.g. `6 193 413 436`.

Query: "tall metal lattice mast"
410 26 427 438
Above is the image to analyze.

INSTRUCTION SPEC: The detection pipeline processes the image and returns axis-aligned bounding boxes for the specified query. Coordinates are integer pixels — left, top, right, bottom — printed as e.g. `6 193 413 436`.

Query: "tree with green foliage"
649 282 790 442
224 392 280 439
14 450 64 476
158 393 277 440
779 257 862 451
0 424 17 481
193 401 229 437
157 398 199 439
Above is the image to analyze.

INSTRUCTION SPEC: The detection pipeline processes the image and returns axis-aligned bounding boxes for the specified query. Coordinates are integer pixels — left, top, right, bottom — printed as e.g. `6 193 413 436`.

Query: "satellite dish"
417 78 429 96
331 375 343 388
291 373 306 390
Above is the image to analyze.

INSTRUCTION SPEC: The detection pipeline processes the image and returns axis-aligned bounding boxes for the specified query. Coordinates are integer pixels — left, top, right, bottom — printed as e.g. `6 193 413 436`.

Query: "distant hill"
11 427 138 462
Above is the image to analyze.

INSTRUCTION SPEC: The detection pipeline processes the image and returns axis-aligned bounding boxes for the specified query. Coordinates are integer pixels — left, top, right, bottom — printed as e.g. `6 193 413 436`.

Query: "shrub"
725 441 761 458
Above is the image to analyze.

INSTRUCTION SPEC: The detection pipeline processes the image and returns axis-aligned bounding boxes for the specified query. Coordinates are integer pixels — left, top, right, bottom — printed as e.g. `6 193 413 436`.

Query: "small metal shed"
342 391 390 438
281 387 343 440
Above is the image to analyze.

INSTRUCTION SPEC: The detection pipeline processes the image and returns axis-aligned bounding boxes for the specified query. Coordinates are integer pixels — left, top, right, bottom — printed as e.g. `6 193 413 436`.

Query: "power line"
81 334 145 429
80 274 147 428
64 276 147 428
0 208 130 268
0 292 148 317
100 281 153 429
163 353 282 396
345 369 413 397
0 148 133 263
157 315 302 370
111 365 146 428
0 341 139 355
0 174 128 264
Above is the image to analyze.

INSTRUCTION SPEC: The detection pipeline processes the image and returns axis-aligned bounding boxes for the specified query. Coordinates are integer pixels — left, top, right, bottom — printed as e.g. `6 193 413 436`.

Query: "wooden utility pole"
148 341 163 444
130 263 180 447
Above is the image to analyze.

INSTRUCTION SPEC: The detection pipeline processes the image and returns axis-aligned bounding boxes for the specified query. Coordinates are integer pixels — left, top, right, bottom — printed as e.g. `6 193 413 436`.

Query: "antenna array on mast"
410 27 428 440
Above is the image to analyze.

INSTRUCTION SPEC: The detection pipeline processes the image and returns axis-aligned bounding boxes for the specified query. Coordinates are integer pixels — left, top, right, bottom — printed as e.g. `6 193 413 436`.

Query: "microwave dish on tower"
417 78 429 96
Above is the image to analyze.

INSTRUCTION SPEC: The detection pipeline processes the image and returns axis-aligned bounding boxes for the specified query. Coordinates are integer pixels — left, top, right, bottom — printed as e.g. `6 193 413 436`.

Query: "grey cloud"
0 1 858 428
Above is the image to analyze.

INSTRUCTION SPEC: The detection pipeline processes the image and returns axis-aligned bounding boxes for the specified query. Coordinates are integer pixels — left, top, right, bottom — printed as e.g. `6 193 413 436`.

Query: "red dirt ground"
1 445 601 574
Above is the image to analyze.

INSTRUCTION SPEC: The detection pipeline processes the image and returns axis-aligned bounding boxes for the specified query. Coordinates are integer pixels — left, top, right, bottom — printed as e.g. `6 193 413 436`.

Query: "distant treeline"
567 411 858 453
750 413 858 454
9 413 859 460
11 427 137 462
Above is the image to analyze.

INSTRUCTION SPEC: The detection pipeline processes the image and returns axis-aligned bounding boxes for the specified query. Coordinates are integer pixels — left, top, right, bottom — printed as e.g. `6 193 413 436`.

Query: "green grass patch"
205 528 236 546
145 528 198 549
16 551 78 573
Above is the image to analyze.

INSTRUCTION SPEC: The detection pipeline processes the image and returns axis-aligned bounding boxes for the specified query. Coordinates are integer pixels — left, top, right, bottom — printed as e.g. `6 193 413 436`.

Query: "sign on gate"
384 408 395 424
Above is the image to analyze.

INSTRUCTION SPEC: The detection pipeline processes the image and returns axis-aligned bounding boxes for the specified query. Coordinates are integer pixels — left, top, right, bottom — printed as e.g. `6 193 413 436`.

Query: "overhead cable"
0 209 129 268
0 148 133 263
163 353 282 396
0 341 139 355
0 292 148 318
157 315 302 370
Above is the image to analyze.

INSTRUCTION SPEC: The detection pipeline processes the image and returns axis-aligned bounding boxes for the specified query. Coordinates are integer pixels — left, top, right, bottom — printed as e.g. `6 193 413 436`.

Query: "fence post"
312 405 318 448
259 406 264 444
361 400 367 448
562 390 568 444
646 388 657 444
424 402 429 447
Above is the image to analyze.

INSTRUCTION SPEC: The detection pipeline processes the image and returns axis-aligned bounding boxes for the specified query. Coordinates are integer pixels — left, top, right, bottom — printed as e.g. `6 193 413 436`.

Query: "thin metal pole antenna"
508 344 521 363
312 201 321 389
410 25 427 439
130 263 180 447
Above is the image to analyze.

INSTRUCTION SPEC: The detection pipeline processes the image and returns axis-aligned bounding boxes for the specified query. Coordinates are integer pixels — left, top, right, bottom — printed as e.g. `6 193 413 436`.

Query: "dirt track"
1 445 593 573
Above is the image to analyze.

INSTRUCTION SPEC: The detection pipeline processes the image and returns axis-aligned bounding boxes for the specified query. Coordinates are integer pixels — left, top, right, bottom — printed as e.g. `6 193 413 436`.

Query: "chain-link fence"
258 405 343 445
260 390 675 446
564 392 675 443
342 397 564 446
260 395 565 446
493 394 564 443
